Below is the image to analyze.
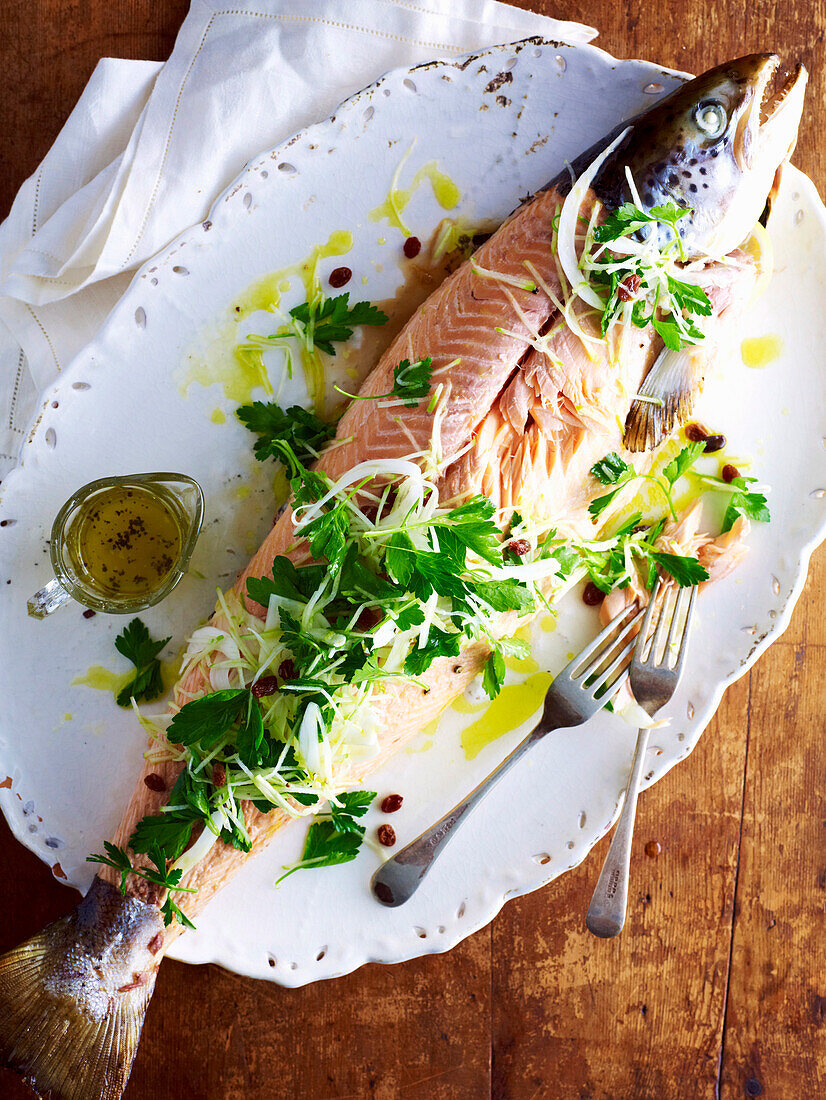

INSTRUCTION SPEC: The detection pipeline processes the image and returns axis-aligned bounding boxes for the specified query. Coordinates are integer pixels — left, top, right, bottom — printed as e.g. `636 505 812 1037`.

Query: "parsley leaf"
338 547 399 604
114 618 171 708
290 469 351 576
385 531 416 587
722 477 771 532
288 293 388 356
653 313 704 350
663 443 705 486
275 819 363 884
667 274 712 318
220 815 253 854
87 840 197 928
296 501 350 576
649 203 691 230
392 357 433 406
588 453 639 517
335 356 434 407
482 645 506 700
542 543 580 577
336 644 369 679
87 840 134 892
649 551 709 587
246 556 326 608
290 467 329 509
129 811 198 861
593 201 689 244
588 485 626 518
235 700 265 767
329 790 376 835
170 768 210 817
403 628 462 676
436 496 502 565
590 453 632 485
497 635 531 661
278 609 330 675
474 579 535 614
350 652 401 685
236 401 336 467
167 688 250 750
161 896 196 930
408 550 473 605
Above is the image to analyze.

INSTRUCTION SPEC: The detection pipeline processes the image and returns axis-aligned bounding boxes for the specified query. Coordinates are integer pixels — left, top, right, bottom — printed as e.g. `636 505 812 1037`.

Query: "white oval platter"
1 38 825 987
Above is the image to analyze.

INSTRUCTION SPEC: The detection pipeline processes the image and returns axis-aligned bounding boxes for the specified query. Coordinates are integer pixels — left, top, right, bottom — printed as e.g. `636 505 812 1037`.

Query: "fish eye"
694 100 727 139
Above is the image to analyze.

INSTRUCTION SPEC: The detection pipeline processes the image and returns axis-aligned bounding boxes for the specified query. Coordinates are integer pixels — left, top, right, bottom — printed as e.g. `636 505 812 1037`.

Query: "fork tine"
586 635 638 698
651 585 677 663
568 604 637 676
670 585 697 673
664 584 691 660
635 579 662 665
570 607 644 680
579 610 644 685
638 581 678 667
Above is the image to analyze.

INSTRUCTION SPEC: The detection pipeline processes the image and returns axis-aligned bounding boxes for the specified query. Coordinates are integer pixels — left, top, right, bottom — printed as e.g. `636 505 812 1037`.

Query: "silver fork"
586 581 697 939
371 603 645 908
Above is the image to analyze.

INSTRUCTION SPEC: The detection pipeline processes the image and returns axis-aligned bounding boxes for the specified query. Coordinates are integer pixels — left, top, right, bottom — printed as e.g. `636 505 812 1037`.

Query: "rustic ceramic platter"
1 39 824 987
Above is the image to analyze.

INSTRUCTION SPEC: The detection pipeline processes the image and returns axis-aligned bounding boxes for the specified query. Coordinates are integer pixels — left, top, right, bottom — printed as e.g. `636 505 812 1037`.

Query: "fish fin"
624 347 702 452
0 876 165 1100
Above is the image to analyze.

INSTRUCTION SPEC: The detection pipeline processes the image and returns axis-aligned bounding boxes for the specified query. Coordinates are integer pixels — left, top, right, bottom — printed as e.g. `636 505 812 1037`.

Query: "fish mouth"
739 54 807 170
758 57 806 126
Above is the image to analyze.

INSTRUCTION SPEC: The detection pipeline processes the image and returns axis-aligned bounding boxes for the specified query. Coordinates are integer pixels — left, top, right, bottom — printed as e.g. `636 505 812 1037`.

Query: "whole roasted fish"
0 54 805 1100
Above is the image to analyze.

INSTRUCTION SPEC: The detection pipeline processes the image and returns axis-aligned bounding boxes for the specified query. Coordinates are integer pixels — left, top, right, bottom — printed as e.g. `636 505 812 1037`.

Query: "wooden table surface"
1 2 824 1097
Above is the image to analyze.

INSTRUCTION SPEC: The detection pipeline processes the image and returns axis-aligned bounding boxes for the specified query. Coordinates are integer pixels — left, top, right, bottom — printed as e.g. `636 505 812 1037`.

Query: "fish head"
593 55 807 258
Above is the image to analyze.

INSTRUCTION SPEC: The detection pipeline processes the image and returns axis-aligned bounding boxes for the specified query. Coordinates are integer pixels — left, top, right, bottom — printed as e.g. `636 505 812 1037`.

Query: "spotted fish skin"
572 55 806 260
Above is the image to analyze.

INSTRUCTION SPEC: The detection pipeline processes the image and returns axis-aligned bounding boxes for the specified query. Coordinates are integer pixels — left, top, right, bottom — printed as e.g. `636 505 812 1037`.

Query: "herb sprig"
584 199 713 349
335 357 434 408
583 442 771 591
260 293 388 357
722 476 771 532
275 789 377 884
114 618 171 708
236 402 337 471
593 202 690 251
87 841 196 929
588 443 705 524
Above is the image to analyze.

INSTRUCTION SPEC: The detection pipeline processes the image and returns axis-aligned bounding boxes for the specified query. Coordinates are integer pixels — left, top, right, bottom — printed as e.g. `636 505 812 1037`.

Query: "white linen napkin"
0 0 595 475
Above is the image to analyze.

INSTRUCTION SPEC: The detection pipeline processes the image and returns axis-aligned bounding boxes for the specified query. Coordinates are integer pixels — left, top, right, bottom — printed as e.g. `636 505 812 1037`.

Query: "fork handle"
586 726 650 938
371 723 549 907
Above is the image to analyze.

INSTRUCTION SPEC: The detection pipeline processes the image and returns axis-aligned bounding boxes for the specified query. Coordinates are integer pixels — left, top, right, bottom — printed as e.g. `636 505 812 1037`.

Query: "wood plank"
126 939 491 1100
490 675 750 1099
777 549 826 648
719 639 826 1098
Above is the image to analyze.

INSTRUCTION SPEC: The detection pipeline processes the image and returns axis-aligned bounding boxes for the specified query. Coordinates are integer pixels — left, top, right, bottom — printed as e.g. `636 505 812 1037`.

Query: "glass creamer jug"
28 472 204 618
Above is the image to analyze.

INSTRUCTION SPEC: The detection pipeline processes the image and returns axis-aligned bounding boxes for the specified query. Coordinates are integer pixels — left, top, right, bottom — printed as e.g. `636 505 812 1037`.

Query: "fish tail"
0 875 166 1100
624 346 700 452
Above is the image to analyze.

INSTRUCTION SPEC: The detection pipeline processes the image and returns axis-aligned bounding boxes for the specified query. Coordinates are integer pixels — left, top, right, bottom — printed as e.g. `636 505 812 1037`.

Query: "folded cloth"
0 0 595 475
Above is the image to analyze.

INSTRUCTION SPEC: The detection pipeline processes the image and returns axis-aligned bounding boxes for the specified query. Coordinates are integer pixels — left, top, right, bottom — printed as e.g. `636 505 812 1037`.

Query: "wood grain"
491 677 751 1100
719 641 826 1098
0 2 824 1098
